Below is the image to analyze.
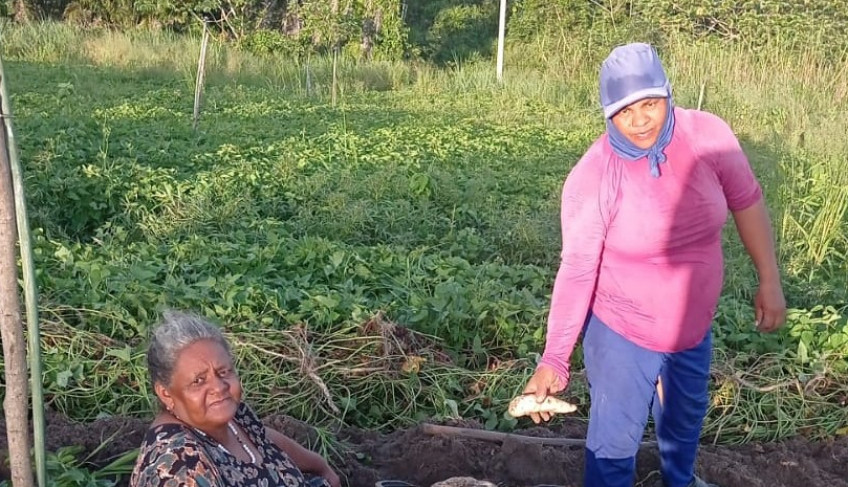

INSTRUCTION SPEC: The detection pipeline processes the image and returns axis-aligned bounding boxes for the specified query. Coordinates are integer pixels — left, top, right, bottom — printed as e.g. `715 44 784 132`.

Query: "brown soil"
1 410 846 487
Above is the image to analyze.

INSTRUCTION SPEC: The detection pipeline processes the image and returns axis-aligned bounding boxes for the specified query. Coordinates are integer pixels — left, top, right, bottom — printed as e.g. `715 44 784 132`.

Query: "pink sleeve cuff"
728 185 763 212
538 356 571 387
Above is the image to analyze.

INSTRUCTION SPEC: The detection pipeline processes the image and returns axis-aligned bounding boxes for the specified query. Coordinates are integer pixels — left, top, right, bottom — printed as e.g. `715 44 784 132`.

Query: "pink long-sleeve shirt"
539 107 763 384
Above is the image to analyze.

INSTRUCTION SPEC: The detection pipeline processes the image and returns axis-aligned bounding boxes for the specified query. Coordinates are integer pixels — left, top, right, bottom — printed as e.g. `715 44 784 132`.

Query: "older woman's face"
157 339 242 432
611 97 669 149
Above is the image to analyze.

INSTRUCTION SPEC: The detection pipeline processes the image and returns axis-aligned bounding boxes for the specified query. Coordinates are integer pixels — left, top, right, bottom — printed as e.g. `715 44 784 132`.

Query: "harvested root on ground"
507 394 577 418
431 477 498 487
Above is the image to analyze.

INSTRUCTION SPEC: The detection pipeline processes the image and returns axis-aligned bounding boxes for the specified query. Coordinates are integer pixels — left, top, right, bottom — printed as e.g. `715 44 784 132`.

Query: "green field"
2 22 847 449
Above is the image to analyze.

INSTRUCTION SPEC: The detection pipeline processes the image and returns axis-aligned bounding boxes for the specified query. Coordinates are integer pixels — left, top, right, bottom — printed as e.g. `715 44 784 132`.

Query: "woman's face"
610 97 669 149
156 339 242 432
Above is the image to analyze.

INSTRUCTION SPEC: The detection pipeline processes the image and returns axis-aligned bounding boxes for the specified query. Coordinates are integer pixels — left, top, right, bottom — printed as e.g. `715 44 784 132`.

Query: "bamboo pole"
0 59 38 487
332 46 339 107
331 0 339 107
496 0 507 83
1 49 45 487
421 423 657 448
193 21 211 131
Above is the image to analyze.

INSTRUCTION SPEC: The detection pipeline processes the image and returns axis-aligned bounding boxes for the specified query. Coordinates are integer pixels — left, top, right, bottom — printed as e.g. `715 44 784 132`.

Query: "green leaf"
330 250 345 269
194 276 217 288
57 369 73 389
313 294 340 309
443 399 460 419
105 346 132 362
797 340 809 364
130 266 157 281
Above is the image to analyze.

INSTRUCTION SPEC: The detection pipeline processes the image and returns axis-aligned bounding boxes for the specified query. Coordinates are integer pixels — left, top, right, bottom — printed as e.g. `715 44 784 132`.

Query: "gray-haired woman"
129 310 341 487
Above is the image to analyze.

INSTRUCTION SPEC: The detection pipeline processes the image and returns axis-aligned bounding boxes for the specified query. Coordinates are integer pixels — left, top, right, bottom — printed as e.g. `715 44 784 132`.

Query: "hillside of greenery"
8 0 848 60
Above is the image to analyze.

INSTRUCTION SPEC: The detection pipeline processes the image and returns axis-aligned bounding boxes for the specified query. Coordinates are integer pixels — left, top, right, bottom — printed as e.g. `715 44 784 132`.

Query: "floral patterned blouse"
129 402 330 487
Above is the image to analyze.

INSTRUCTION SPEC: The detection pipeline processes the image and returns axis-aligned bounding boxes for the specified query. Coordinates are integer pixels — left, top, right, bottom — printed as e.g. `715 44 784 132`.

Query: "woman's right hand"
522 364 567 424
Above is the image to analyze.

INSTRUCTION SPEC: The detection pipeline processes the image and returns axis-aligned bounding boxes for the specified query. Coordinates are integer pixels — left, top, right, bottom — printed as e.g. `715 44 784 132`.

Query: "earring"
167 406 180 421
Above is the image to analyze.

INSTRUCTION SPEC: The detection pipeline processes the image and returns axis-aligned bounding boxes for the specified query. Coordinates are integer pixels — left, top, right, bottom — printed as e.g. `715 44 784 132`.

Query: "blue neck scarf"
606 100 675 178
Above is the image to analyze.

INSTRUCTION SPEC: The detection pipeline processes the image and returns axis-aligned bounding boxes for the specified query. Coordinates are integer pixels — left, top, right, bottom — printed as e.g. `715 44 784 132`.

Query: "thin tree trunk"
0 86 35 487
361 0 375 61
331 46 338 106
193 22 211 131
331 0 339 105
13 0 31 22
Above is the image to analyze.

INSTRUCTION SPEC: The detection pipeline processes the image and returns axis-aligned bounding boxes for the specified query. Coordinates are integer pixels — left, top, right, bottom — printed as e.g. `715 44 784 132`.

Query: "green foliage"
634 0 848 46
426 2 498 64
508 0 848 54
404 0 499 63
507 0 598 40
786 306 848 370
404 0 462 47
61 0 139 27
280 0 409 59
0 445 138 487
15 0 848 61
9 0 68 19
43 446 137 487
47 0 410 59
1 21 847 446
240 28 310 58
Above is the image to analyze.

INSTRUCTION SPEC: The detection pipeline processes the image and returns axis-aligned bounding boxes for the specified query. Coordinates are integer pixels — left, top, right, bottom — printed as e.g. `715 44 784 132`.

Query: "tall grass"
0 22 414 96
4 23 847 156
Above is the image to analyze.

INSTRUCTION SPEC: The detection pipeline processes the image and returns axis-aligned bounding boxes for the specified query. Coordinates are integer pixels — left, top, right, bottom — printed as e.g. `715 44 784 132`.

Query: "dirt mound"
329 417 848 487
1 411 846 487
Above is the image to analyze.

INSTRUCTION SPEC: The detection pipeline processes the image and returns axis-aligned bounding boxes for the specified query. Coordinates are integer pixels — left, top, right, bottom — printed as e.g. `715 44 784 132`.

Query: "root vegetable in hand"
507 394 577 418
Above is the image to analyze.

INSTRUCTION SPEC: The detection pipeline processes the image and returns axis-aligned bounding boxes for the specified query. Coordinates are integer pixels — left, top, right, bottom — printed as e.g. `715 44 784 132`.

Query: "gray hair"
147 309 232 388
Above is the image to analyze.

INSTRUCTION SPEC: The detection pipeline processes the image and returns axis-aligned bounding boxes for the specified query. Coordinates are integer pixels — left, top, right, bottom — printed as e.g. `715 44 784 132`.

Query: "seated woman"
130 310 342 487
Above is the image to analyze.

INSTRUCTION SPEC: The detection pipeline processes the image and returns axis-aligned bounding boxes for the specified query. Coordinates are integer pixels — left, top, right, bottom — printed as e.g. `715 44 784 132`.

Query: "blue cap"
600 43 671 119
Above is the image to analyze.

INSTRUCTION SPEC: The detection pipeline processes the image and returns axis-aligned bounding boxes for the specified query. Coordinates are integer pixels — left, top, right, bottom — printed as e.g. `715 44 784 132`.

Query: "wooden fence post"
2 48 47 487
0 62 37 487
193 21 211 131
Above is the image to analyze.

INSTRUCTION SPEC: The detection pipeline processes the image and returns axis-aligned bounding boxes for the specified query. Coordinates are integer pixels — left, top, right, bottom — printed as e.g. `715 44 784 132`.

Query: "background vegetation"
7 0 848 60
0 0 847 478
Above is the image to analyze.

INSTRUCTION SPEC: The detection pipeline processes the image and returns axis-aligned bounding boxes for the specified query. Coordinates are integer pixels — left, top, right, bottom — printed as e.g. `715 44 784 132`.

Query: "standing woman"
522 43 786 487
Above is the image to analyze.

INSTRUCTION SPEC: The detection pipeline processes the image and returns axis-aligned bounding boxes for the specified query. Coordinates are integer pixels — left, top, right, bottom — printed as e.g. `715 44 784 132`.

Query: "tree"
0 73 36 487
13 0 33 21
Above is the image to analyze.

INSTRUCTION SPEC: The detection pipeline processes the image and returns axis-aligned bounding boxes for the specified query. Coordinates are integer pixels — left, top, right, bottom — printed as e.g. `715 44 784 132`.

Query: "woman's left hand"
754 279 786 333
318 465 342 487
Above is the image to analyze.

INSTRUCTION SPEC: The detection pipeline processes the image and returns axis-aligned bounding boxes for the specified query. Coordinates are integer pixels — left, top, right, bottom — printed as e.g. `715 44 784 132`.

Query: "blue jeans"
582 313 711 487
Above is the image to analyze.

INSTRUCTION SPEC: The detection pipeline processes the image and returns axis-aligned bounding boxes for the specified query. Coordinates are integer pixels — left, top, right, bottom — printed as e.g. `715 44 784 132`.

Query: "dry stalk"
711 350 835 399
234 337 301 364
230 330 341 414
232 330 386 378
375 311 402 358
290 326 341 415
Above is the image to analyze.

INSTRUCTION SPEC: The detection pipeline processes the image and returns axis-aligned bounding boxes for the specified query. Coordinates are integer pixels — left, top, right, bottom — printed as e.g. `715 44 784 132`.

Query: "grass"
0 22 846 446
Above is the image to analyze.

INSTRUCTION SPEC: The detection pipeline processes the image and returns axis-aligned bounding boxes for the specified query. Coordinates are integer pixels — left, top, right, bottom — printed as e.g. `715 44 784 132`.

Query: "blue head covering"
600 43 675 178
